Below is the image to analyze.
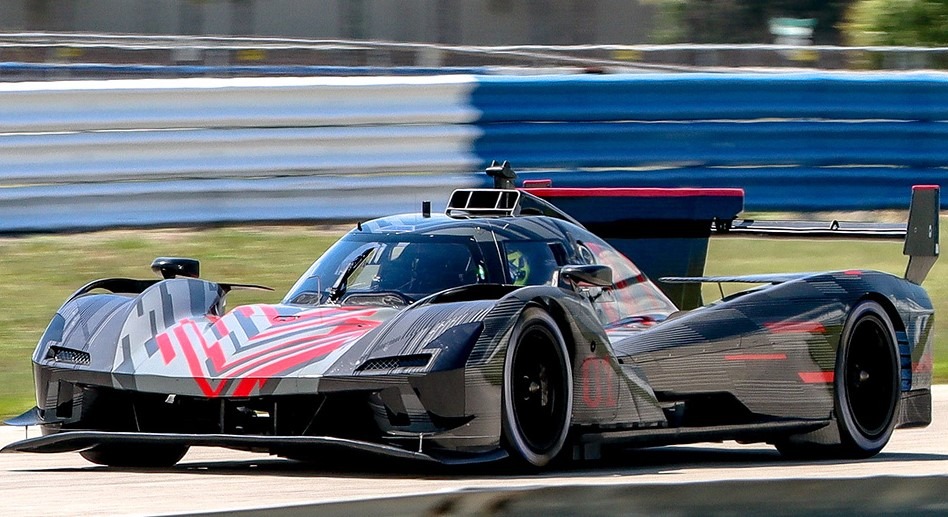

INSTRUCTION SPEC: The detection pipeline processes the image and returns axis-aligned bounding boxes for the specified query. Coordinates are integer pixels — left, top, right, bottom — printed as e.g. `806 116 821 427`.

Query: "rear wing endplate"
903 185 940 284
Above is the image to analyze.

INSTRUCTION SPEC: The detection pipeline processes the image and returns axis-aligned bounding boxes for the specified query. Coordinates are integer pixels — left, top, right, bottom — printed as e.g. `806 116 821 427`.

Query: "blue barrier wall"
2 71 947 231
470 73 948 212
472 73 948 121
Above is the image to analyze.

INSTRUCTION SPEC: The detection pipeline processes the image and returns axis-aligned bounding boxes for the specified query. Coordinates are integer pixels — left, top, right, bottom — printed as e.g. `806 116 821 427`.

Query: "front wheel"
501 307 573 467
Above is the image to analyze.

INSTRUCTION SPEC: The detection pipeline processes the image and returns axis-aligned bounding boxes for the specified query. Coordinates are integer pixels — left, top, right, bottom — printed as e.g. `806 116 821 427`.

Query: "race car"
3 162 939 468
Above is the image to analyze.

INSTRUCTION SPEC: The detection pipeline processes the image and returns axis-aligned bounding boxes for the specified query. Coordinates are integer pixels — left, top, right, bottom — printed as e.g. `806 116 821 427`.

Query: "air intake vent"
445 189 521 218
47 346 91 366
358 354 432 372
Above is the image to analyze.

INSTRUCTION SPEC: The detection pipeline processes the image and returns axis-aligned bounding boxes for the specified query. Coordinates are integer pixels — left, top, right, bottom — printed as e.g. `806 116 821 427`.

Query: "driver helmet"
506 249 530 285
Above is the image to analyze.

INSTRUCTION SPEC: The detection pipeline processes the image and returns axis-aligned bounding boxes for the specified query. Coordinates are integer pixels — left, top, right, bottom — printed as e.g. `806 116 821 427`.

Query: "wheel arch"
778 295 903 458
856 292 906 334
851 292 910 393
835 296 901 455
524 297 578 367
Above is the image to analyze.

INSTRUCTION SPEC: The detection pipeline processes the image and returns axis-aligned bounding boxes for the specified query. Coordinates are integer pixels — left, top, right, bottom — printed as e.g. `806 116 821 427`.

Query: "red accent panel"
238 336 353 383
798 371 835 383
152 304 383 397
259 305 280 321
173 325 226 397
224 327 368 378
212 316 230 337
724 353 787 361
192 321 227 371
765 321 826 334
522 187 745 198
913 352 933 373
233 378 263 397
913 185 940 191
580 358 617 409
249 307 377 342
155 333 176 365
522 179 552 188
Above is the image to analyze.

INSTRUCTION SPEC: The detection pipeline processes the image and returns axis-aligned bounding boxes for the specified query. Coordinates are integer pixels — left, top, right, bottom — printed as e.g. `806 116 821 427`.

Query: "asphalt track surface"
2 387 947 516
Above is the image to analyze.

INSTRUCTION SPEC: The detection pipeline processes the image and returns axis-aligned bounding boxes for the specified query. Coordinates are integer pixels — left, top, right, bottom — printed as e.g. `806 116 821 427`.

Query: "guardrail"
0 76 478 133
0 125 481 185
2 33 948 75
0 175 482 232
1 72 946 232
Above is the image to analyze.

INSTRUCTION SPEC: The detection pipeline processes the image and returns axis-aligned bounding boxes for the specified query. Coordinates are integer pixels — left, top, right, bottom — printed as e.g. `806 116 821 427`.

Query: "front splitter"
0 430 507 465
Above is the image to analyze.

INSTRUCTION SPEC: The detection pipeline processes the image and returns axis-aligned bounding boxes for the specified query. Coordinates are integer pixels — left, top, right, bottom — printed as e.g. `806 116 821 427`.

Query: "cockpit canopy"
284 231 490 306
283 215 677 326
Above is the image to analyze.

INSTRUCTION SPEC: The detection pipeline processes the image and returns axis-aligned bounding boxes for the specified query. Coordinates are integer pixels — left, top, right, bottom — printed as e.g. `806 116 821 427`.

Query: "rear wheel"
80 443 189 468
501 307 572 467
777 301 900 459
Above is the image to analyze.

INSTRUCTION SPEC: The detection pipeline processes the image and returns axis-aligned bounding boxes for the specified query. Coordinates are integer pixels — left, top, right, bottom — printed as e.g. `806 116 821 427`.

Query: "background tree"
647 0 852 44
843 0 948 46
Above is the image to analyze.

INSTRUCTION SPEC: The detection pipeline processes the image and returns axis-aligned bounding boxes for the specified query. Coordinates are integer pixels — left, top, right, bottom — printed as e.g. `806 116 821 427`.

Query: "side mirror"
151 257 200 279
559 264 613 287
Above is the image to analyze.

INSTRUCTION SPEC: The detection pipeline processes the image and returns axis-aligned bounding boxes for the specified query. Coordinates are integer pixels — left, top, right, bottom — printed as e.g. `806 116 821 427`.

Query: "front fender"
36 278 226 373
111 278 224 374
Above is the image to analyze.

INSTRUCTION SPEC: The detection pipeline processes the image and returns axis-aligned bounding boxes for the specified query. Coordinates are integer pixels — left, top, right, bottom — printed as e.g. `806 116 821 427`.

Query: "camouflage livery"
3 178 938 468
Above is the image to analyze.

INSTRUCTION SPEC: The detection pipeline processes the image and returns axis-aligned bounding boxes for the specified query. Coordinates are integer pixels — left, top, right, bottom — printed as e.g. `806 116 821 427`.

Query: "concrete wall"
0 0 656 44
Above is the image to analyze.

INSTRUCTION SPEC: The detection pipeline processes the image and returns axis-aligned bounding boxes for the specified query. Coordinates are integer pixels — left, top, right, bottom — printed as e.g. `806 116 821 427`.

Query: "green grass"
0 220 946 419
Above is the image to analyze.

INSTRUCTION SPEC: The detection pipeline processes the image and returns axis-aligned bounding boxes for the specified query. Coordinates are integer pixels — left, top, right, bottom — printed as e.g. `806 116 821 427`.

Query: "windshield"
284 234 487 305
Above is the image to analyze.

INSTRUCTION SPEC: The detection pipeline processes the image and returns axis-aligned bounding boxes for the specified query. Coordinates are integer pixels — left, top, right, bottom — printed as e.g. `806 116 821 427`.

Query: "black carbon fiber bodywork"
4 201 936 465
615 271 933 424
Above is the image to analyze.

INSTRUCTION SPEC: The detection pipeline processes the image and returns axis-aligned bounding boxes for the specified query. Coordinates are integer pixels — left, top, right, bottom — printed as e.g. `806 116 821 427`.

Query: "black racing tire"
80 443 189 468
777 300 900 459
834 301 901 457
501 307 573 467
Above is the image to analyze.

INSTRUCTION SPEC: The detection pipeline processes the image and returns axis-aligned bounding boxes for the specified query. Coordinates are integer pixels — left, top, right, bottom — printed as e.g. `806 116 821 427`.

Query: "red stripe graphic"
231 336 354 396
150 304 383 397
249 307 378 341
224 326 369 378
173 325 227 397
166 308 379 373
913 353 933 373
798 371 835 383
765 321 826 334
725 353 787 361
185 313 361 373
156 333 176 364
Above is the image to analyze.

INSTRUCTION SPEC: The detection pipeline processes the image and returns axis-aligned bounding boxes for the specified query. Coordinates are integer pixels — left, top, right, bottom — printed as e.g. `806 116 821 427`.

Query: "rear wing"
713 185 939 285
720 219 906 239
